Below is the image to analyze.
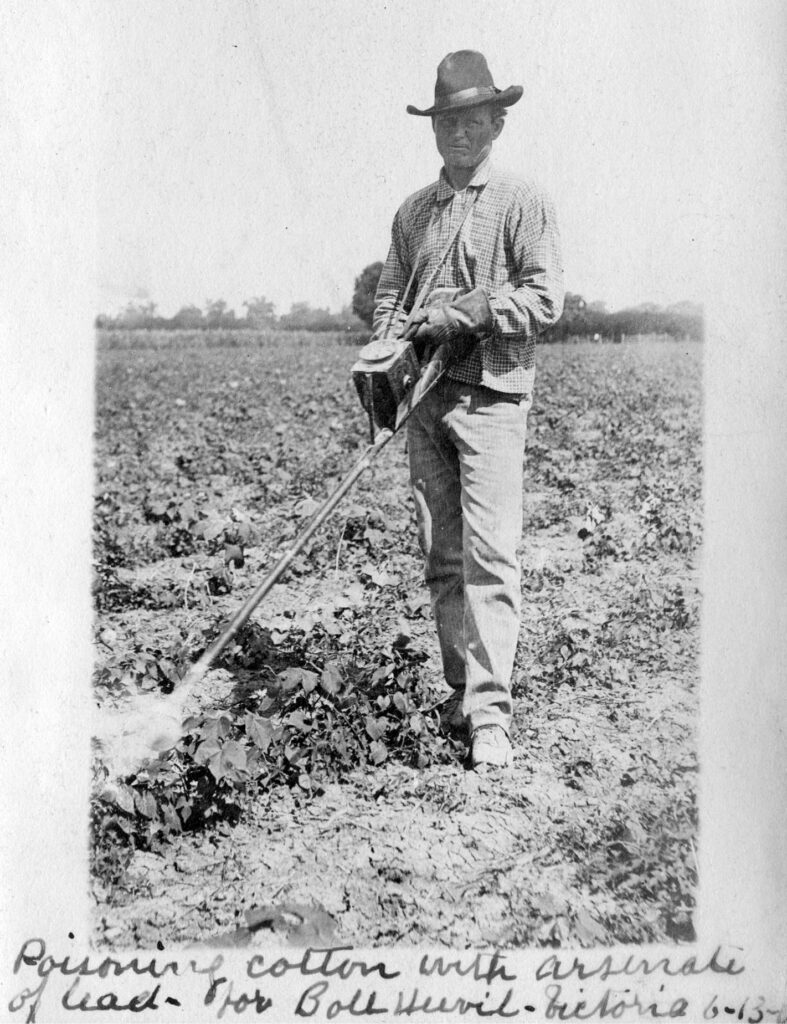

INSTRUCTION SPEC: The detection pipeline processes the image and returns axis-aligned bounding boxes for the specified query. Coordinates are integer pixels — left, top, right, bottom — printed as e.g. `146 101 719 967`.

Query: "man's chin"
445 154 476 170
444 146 491 173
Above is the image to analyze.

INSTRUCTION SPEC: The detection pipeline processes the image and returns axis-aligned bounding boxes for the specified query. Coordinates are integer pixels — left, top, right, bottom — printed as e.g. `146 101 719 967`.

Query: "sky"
97 0 720 317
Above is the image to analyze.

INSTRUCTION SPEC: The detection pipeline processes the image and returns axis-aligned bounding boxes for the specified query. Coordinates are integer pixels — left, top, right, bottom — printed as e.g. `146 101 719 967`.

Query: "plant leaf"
364 716 387 741
320 663 342 694
245 713 274 752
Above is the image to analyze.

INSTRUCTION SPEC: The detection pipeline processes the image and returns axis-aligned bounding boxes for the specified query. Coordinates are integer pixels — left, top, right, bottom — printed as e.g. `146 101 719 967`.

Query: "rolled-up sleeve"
486 186 564 344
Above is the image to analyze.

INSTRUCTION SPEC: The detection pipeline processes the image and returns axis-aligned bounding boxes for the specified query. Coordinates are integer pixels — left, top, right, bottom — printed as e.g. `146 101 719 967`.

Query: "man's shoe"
471 726 513 769
438 690 466 730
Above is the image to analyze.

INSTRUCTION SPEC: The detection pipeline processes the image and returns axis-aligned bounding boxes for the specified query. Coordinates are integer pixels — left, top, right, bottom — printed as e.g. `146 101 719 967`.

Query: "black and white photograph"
1 0 785 1019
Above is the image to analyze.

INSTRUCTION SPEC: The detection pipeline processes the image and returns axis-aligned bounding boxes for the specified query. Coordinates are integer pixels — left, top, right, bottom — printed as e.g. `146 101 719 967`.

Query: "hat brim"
407 84 523 117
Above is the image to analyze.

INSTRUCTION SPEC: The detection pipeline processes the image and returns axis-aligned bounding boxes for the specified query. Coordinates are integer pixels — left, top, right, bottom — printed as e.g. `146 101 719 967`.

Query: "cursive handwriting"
204 978 273 1018
10 939 222 1022
295 982 389 1017
419 952 517 986
536 946 745 984
394 986 520 1017
13 937 225 981
544 983 689 1020
61 978 166 1014
247 946 399 982
9 937 772 1023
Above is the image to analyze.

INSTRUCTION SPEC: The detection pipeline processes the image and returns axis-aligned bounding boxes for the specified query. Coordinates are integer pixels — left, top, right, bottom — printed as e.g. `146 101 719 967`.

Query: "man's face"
433 105 504 176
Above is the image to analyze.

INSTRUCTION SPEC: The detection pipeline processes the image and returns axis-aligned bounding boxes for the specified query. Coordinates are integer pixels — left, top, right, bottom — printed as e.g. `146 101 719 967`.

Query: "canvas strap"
381 187 481 339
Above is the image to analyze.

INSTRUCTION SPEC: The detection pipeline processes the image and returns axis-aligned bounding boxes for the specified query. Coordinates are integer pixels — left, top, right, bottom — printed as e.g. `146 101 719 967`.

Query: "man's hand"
412 287 493 360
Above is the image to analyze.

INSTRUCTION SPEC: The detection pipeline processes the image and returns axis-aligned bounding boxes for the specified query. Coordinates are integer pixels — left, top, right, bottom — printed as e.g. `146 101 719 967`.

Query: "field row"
92 332 702 948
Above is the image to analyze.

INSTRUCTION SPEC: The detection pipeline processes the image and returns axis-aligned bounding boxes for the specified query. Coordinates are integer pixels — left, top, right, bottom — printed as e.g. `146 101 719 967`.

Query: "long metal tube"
179 343 450 692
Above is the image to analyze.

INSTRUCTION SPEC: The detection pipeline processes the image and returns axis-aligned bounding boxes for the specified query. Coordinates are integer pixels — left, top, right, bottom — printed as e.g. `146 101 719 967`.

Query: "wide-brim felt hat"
407 50 523 117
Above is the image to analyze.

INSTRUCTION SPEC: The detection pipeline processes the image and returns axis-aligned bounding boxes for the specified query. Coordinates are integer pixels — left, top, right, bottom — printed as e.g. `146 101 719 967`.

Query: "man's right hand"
411 288 493 361
402 309 428 340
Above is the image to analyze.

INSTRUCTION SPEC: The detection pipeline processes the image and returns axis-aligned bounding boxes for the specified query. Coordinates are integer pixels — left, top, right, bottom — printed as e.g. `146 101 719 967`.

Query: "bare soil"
91 334 701 950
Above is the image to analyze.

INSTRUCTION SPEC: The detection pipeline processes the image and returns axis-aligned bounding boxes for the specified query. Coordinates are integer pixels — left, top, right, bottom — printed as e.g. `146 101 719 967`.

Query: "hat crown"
405 50 522 116
434 50 496 99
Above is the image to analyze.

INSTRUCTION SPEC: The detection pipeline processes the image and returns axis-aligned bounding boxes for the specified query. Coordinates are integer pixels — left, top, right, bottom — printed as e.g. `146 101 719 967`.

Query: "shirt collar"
435 157 492 202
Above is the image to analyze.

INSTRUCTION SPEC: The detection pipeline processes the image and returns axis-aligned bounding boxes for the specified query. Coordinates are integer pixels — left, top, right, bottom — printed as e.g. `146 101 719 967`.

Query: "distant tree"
664 301 703 340
279 301 333 331
335 304 366 332
585 300 608 337
205 299 237 329
280 301 315 330
563 293 587 315
547 292 589 340
352 261 384 328
205 298 226 326
113 300 158 329
278 301 366 332
171 304 205 329
243 295 277 329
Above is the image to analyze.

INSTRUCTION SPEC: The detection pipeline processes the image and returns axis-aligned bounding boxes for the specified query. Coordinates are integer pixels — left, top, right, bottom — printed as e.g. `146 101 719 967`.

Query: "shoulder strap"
399 189 481 338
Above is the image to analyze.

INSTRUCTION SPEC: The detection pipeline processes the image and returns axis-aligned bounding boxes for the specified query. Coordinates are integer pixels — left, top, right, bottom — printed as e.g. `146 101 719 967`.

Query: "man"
372 50 564 769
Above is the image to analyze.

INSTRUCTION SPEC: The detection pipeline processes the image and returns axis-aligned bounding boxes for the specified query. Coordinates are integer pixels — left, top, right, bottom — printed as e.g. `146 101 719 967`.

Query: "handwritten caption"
8 940 785 1022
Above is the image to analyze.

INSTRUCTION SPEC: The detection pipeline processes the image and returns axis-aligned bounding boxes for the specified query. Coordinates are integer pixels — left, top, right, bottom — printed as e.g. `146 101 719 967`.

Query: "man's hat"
407 50 523 117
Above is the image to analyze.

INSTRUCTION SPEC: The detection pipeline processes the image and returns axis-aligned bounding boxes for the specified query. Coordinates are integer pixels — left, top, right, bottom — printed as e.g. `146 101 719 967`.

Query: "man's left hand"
413 287 493 359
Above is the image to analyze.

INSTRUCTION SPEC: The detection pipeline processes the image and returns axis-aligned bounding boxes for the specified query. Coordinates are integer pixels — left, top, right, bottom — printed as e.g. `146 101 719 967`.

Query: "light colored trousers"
407 377 531 735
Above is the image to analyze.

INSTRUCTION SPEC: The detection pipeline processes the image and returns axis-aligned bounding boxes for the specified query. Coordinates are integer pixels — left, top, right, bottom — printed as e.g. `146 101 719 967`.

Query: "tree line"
97 264 703 342
543 293 703 343
96 297 365 333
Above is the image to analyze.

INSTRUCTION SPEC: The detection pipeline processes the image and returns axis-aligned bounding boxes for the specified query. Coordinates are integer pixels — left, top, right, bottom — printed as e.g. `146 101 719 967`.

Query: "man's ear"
492 117 505 141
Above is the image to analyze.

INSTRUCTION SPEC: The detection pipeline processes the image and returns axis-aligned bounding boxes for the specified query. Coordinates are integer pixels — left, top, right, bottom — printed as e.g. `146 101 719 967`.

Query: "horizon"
96 291 704 323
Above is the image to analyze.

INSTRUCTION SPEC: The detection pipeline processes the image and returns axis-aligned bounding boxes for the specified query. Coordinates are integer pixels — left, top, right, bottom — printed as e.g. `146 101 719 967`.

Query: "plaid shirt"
373 158 564 394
